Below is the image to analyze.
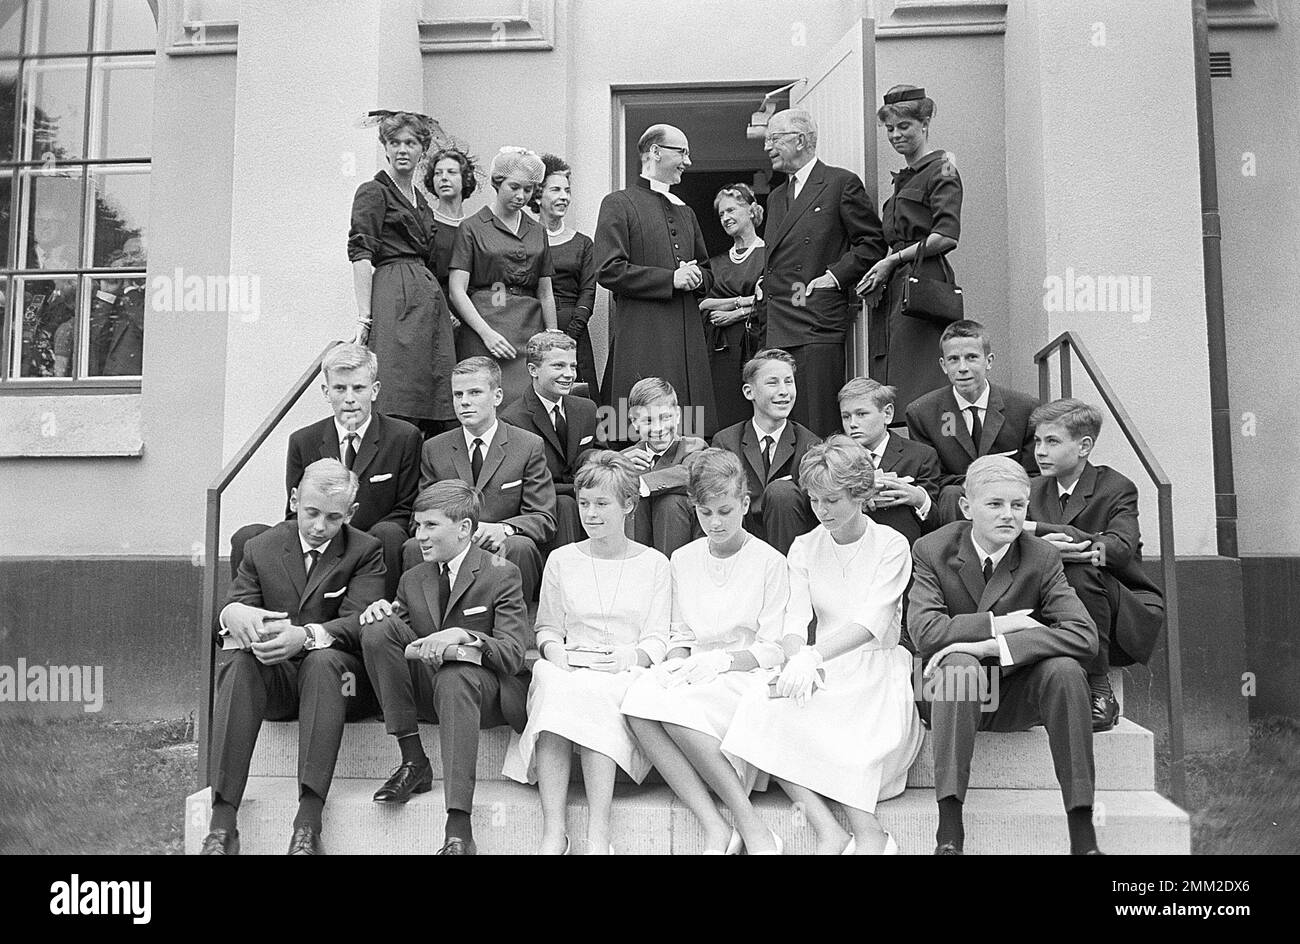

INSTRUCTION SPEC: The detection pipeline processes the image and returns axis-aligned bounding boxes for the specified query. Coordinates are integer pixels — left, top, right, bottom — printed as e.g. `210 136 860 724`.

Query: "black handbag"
900 232 964 325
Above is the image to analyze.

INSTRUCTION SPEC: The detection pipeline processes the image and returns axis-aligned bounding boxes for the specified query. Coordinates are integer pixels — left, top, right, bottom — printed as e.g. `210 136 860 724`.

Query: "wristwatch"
502 523 516 538
303 625 317 650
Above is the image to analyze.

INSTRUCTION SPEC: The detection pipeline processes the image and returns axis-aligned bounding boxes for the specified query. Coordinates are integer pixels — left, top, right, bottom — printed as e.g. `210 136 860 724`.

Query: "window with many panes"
0 0 155 388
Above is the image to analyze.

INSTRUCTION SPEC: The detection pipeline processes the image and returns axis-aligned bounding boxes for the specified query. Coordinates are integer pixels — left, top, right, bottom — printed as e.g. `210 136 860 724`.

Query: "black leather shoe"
934 841 963 855
1090 680 1121 732
1079 848 1107 855
199 828 239 855
373 758 434 803
437 837 477 855
287 824 323 855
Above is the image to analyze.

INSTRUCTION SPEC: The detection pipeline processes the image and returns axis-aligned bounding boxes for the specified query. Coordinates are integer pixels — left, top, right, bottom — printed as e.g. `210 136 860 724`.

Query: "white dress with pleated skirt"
721 519 924 812
620 535 789 786
502 542 670 784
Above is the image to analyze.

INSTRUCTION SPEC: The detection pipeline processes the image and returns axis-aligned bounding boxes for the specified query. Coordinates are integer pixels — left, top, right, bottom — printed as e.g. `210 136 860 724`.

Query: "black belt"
375 255 425 267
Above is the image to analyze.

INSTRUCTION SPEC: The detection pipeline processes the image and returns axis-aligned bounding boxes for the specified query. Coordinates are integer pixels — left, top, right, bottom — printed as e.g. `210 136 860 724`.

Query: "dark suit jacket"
500 388 600 496
223 520 387 652
619 436 707 497
761 159 886 348
419 422 556 544
286 412 422 532
1029 463 1164 665
868 432 943 545
909 521 1097 668
392 545 530 730
904 382 1039 486
711 420 819 514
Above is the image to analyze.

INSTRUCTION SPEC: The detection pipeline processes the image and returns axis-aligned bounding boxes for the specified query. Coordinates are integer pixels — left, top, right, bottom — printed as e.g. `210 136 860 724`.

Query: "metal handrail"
1034 331 1186 807
194 340 344 785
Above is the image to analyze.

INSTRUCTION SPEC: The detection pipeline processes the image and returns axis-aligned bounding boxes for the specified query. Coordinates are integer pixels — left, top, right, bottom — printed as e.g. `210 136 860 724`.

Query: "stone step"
184 779 1189 855
248 717 1155 791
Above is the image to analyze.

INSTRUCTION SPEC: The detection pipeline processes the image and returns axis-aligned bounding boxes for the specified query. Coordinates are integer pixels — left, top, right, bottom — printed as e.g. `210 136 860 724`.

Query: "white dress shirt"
536 392 564 428
641 173 685 206
463 420 499 457
867 433 931 520
751 419 787 468
334 416 372 463
970 534 1014 665
952 383 991 439
790 156 819 202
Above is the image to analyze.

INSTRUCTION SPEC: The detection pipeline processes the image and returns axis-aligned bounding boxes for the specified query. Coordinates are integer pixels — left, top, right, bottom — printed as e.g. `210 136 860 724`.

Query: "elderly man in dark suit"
356 481 530 855
905 320 1038 524
909 456 1100 856
500 331 600 547
404 357 556 600
596 123 717 436
760 108 886 437
200 458 387 855
230 343 422 600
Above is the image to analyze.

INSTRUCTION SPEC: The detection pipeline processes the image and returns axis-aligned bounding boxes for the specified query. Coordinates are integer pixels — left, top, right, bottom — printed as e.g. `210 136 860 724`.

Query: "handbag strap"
910 227 933 270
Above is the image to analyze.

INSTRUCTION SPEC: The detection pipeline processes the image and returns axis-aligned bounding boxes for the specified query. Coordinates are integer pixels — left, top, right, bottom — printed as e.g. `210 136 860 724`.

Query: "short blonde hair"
964 455 1030 498
686 448 748 506
322 343 378 385
837 377 895 410
299 458 359 505
628 376 677 412
574 451 640 508
798 434 875 502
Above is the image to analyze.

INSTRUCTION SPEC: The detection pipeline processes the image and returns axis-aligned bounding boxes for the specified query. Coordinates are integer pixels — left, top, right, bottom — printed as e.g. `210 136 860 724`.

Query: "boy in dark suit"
500 331 599 548
619 376 707 557
759 108 887 436
357 481 529 856
711 348 818 554
405 357 555 601
839 377 940 546
909 456 1101 855
230 343 421 600
905 320 1039 525
1025 398 1165 732
200 458 387 855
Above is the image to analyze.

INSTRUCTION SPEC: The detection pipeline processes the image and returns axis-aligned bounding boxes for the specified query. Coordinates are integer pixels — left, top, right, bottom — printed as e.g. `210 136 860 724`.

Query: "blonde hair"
686 448 748 506
299 458 359 505
964 455 1030 498
574 451 641 508
322 343 378 385
798 434 875 502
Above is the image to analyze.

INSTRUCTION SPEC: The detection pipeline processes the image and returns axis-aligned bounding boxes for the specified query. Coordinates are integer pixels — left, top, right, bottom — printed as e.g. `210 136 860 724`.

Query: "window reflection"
24 59 89 161
24 173 82 270
87 273 144 376
17 275 78 377
24 0 93 55
94 58 153 158
98 0 158 51
91 170 147 267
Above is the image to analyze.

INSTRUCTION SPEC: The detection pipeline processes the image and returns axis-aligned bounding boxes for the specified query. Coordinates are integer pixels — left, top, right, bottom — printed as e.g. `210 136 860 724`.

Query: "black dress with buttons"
868 148 962 413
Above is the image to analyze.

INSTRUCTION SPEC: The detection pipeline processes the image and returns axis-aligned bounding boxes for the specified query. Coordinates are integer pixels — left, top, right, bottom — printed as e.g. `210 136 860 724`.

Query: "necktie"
968 406 983 450
343 433 358 470
305 549 321 580
552 404 568 445
1059 491 1070 517
437 562 452 619
982 557 993 585
760 435 774 478
649 451 661 468
470 438 484 482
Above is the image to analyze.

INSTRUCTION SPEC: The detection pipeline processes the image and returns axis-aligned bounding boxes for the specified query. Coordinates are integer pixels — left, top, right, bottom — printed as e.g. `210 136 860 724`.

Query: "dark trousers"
936 483 967 526
1062 562 1118 676
551 494 584 548
403 534 542 602
923 652 1095 810
746 478 816 556
628 492 698 558
209 647 379 808
786 342 846 438
361 615 509 813
232 520 407 601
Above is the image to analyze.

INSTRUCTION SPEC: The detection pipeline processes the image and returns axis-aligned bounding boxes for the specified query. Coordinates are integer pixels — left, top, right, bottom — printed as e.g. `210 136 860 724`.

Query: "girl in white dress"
502 452 670 854
621 448 788 855
722 435 924 854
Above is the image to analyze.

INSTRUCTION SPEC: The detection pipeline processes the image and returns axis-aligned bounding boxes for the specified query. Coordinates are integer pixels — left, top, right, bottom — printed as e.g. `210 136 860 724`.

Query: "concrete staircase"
184 670 1190 854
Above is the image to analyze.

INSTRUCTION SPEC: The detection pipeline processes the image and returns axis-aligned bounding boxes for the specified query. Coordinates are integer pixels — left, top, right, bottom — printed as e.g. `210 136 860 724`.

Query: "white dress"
620 536 789 784
721 519 924 812
502 542 670 783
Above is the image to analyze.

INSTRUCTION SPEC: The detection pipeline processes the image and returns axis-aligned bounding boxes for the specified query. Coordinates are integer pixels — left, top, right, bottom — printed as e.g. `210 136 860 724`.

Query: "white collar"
864 432 890 464
953 383 990 413
300 533 332 558
536 390 563 417
970 533 1012 569
641 173 685 206
463 420 499 455
442 543 472 585
792 157 820 192
752 419 787 447
334 415 372 447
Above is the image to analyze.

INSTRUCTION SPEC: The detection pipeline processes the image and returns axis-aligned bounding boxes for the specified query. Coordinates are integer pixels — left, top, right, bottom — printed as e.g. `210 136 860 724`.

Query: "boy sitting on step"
357 480 530 855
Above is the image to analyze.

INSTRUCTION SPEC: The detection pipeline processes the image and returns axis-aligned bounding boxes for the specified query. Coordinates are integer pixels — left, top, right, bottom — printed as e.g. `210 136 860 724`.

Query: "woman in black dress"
701 184 765 430
532 154 599 399
348 111 455 436
424 146 478 303
857 85 962 414
448 147 558 404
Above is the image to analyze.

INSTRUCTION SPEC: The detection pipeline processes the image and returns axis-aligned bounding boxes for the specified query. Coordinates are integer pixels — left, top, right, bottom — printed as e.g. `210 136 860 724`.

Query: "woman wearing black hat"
857 85 962 413
349 111 456 436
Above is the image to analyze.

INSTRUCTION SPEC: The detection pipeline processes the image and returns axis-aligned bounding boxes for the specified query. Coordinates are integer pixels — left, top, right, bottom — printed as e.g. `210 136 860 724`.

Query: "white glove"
680 650 734 686
653 658 684 687
590 644 639 673
776 647 824 704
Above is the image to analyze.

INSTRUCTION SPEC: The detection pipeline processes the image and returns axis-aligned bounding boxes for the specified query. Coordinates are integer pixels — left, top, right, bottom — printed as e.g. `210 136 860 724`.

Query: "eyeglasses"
762 131 800 147
655 144 691 159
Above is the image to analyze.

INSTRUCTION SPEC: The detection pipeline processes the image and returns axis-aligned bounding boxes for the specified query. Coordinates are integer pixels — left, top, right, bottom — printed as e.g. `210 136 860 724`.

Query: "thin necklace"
829 524 867 576
589 543 629 643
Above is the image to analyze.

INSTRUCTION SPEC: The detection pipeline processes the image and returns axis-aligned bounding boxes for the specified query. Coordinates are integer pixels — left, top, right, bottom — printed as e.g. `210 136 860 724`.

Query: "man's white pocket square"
323 585 347 599
369 472 393 483
579 435 594 445
463 605 488 616
501 479 522 489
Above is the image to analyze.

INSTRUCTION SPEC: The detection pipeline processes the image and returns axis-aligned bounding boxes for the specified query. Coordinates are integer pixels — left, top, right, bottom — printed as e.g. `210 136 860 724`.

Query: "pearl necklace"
433 207 464 225
546 221 566 237
729 236 764 265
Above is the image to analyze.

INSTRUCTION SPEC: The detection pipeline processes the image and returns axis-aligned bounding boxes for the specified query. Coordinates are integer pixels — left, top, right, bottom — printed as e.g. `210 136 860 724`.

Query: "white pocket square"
369 472 393 483
579 435 594 445
463 605 487 616
813 206 822 212
501 479 522 489
323 585 347 599
992 449 1018 458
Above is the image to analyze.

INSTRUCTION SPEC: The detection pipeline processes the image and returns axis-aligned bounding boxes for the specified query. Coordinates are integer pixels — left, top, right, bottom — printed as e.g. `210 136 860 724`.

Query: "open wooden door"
793 18 876 377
